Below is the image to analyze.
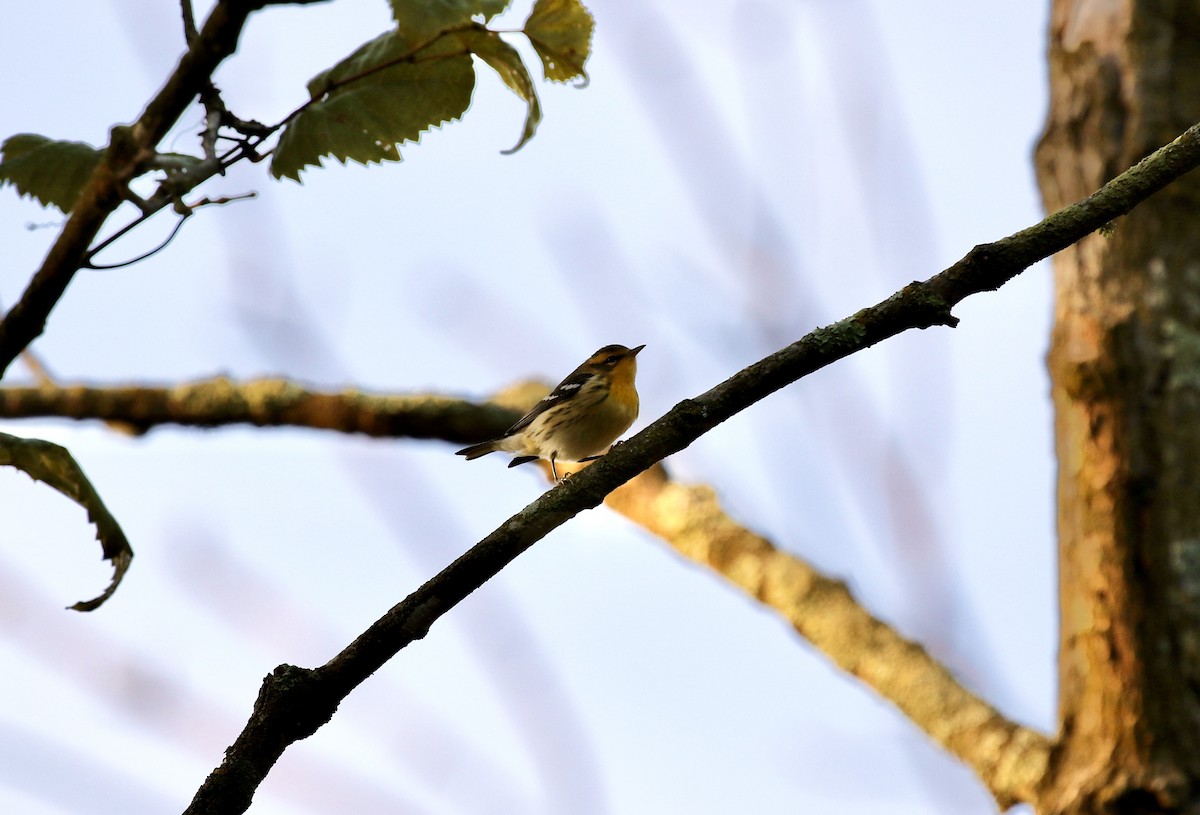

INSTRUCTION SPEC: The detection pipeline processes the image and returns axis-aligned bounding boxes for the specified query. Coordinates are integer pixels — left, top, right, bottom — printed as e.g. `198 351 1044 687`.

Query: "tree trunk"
1037 1 1200 812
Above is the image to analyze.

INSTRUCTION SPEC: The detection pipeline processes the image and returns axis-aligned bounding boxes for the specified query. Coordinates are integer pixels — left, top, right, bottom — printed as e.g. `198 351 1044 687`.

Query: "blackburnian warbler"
457 344 646 482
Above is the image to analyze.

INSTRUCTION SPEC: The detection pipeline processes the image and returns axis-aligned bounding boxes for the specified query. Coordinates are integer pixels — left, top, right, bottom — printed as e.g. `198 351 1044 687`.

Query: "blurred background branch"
0 377 523 441
604 466 1052 808
0 375 1050 806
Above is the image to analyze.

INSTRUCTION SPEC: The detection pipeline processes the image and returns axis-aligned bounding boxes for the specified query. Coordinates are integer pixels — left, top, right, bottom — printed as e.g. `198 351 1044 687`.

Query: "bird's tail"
456 440 500 460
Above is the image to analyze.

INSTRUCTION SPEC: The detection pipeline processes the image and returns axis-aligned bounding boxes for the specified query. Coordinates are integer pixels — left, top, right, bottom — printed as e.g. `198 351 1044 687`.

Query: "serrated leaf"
0 133 104 212
524 0 594 84
0 432 133 611
388 0 511 42
272 32 475 181
456 28 542 154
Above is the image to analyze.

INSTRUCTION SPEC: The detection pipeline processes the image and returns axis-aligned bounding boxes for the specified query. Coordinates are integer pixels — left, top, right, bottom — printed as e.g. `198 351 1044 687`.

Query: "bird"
456 344 645 482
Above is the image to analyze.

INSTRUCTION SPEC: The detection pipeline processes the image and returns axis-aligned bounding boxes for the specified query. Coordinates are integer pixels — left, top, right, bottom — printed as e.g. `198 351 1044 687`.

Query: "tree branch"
603 467 1051 808
0 377 522 441
178 121 1200 813
0 0 329 381
0 375 1051 805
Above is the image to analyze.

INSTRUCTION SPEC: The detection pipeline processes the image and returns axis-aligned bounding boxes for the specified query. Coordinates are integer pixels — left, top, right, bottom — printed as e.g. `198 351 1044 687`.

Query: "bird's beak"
630 344 646 356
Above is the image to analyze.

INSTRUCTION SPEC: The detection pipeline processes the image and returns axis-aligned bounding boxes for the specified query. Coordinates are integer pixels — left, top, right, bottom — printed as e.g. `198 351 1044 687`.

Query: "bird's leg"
550 454 561 483
579 440 626 464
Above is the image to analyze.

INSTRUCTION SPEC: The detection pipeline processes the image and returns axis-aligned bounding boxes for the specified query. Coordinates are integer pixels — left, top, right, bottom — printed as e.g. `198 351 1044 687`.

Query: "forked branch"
0 0 329 380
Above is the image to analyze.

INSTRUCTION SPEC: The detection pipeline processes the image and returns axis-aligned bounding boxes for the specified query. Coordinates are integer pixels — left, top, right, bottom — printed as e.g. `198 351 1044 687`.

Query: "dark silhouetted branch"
182 121 1200 814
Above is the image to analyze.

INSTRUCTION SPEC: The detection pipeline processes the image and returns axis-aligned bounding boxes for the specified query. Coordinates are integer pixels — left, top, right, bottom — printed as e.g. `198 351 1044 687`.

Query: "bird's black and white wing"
504 370 596 435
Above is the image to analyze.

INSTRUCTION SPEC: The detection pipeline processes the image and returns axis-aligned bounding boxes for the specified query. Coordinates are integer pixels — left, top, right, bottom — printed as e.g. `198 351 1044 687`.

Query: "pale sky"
0 1 1053 813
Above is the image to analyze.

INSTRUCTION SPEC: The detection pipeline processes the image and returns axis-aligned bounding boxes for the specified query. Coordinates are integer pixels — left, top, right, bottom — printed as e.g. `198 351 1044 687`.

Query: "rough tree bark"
1036 2 1200 812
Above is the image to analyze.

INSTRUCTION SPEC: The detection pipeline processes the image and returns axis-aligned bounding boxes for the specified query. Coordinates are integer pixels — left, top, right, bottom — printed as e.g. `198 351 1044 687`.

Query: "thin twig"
0 0 329 381
85 217 191 271
188 192 257 208
16 351 54 386
24 220 64 232
82 191 255 269
81 136 263 264
181 0 199 45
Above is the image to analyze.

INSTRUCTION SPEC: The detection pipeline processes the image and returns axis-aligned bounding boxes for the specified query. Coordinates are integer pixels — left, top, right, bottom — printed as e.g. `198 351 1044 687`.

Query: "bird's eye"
605 355 621 365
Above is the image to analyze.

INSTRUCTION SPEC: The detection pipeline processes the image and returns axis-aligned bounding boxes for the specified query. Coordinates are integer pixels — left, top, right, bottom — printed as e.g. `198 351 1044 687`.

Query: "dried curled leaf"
524 0 594 84
273 0 589 179
455 27 542 153
0 133 104 212
0 432 133 611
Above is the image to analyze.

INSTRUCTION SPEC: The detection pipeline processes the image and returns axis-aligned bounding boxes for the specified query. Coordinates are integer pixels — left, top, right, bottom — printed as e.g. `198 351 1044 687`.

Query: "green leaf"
0 133 104 212
388 0 511 42
455 28 542 154
155 152 208 174
0 432 133 611
524 0 594 84
272 32 475 181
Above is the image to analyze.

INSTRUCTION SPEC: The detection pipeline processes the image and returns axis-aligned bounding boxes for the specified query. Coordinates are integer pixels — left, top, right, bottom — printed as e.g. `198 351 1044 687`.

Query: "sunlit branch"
603 467 1050 808
0 377 520 442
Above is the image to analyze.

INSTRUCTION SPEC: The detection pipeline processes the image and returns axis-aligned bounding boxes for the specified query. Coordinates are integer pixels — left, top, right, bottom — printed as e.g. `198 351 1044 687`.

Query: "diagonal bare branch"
0 374 1051 804
175 121 1200 813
